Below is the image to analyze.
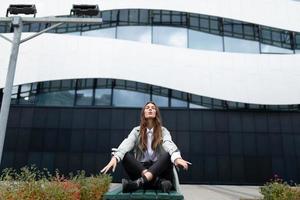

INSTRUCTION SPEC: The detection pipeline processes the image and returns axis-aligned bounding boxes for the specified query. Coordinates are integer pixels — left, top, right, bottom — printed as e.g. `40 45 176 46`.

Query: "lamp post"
0 4 102 165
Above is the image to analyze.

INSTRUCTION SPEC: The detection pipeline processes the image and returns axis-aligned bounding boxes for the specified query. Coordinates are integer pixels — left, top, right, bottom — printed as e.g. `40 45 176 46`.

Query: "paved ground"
109 183 263 200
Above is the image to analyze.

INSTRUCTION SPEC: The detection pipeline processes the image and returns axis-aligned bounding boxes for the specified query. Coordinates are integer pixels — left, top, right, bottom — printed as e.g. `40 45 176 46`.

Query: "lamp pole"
0 15 102 165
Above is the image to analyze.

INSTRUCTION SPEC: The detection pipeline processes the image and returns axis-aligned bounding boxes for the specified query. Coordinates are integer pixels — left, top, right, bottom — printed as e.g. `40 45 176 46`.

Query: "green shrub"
0 166 111 200
260 175 300 200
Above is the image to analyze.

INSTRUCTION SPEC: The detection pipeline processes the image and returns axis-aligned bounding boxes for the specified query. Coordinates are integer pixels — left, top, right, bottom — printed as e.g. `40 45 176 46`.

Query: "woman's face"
144 103 156 119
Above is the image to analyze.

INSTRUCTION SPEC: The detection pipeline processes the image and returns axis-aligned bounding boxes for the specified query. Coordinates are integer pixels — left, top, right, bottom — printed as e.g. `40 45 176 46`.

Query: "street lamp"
0 4 102 165
6 4 37 17
71 4 100 16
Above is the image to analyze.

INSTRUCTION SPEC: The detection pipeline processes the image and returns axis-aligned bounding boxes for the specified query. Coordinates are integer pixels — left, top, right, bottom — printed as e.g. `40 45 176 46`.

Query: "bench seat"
103 186 184 200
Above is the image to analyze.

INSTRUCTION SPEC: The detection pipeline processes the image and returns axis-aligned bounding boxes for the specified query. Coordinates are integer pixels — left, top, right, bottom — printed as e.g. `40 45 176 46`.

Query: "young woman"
101 101 191 192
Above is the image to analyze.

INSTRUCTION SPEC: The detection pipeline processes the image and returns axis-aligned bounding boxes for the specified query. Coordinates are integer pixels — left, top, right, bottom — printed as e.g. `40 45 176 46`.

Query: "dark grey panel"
215 112 228 131
272 157 286 178
98 109 111 129
57 129 71 152
268 113 281 133
202 111 216 131
85 109 99 129
255 114 268 133
43 129 58 151
29 129 44 151
241 113 255 132
176 110 190 131
124 109 139 129
82 153 96 174
176 132 190 153
28 152 42 168
244 156 259 183
7 107 21 128
231 157 245 183
256 134 270 156
228 112 242 132
111 109 124 130
72 109 87 129
55 153 69 174
4 128 18 151
189 111 202 131
282 134 295 156
218 156 231 182
190 132 204 155
41 153 55 172
1 152 14 169
295 135 300 157
32 108 48 128
45 109 60 128
83 129 97 152
162 110 176 130
216 133 229 156
230 134 243 155
70 129 84 153
69 153 82 171
204 156 218 182
291 113 300 133
279 113 293 133
20 108 34 128
59 108 73 129
270 134 283 156
204 132 217 155
16 128 31 151
14 152 28 169
96 130 110 153
243 133 256 156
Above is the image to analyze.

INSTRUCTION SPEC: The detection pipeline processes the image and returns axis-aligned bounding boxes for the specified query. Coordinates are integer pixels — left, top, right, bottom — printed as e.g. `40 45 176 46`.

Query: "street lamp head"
70 4 100 17
6 4 37 17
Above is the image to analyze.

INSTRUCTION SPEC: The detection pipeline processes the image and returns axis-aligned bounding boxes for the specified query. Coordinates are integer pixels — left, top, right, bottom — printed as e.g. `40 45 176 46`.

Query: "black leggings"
122 151 173 183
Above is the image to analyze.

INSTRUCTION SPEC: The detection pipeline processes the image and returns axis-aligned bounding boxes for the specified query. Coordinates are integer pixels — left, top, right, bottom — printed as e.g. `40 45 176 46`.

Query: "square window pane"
76 89 93 106
224 37 259 53
95 89 111 106
113 89 150 107
37 90 75 106
117 26 151 43
152 95 168 107
261 44 293 54
153 26 187 48
189 30 223 51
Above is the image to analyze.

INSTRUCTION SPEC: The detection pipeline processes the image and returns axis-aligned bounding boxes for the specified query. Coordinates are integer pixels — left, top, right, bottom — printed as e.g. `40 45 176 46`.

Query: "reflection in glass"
261 44 294 54
113 89 150 107
117 26 151 43
224 37 259 53
189 103 208 109
296 50 300 54
152 95 168 107
95 89 111 106
153 27 187 47
76 89 93 106
19 92 35 104
188 30 223 51
37 90 75 106
171 98 188 107
82 28 116 38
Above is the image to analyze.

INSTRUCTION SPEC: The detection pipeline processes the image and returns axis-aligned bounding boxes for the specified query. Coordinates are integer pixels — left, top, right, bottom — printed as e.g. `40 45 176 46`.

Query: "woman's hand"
174 158 192 170
101 156 118 174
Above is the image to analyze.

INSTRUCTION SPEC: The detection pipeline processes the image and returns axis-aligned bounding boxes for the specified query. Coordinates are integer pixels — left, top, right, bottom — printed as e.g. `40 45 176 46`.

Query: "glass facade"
1 9 298 54
3 78 299 111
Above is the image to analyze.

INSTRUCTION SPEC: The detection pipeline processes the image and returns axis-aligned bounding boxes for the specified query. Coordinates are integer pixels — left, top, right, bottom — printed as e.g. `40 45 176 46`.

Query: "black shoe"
160 179 172 193
122 178 143 193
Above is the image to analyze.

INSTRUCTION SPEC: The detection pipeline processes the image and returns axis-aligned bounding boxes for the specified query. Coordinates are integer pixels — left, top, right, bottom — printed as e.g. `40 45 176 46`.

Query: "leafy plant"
260 175 300 200
0 166 111 200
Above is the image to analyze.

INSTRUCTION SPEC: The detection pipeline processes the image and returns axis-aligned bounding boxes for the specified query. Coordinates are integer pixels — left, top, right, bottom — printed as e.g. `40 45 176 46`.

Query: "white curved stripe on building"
1 33 300 105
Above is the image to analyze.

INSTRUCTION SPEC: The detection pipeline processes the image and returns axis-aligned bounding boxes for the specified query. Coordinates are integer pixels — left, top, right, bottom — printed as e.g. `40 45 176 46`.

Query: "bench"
103 187 184 200
104 166 184 200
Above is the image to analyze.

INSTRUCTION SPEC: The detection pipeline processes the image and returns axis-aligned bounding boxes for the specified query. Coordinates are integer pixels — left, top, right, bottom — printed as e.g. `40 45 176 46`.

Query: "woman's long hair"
139 101 163 151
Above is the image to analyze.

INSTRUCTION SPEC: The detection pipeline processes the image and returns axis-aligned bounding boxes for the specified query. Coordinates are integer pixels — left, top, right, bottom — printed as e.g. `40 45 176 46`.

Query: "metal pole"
0 16 22 164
